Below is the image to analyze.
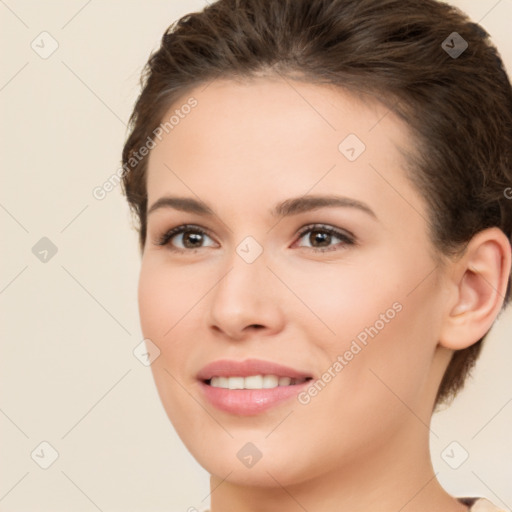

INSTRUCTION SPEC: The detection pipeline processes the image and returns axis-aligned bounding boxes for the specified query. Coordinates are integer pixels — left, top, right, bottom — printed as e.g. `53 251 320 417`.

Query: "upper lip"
197 358 313 381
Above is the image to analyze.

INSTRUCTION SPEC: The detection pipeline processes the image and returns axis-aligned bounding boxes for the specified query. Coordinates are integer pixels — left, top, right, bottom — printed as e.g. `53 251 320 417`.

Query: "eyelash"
154 223 356 254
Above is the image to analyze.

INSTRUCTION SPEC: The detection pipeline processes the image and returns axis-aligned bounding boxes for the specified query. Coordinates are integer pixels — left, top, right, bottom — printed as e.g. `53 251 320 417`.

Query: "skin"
138 76 510 512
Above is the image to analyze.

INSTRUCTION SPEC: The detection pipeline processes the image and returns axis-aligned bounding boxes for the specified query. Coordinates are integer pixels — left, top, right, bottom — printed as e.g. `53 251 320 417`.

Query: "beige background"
1 1 511 511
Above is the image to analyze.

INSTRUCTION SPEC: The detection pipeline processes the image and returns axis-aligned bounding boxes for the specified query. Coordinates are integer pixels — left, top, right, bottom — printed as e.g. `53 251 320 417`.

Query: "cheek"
301 264 401 352
137 259 198 423
299 305 436 467
330 288 439 426
314 259 439 412
278 261 389 339
138 261 167 338
137 257 193 335
137 257 206 375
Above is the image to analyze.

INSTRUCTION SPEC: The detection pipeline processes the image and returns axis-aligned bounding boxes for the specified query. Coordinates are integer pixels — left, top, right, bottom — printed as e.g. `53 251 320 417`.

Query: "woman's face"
139 77 452 486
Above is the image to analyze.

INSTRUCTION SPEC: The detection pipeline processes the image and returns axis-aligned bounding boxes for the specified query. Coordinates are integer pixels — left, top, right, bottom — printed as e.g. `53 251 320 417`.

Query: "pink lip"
198 380 312 416
196 358 313 381
196 358 314 416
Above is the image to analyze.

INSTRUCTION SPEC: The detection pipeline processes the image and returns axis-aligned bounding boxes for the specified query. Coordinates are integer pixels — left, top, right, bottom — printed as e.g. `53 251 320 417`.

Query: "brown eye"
156 225 216 251
296 225 355 253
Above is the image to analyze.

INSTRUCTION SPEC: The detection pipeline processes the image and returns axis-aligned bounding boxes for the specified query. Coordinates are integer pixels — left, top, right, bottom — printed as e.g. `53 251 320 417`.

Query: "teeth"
228 377 244 390
209 375 307 389
245 375 265 389
263 375 280 388
278 377 291 386
216 376 229 388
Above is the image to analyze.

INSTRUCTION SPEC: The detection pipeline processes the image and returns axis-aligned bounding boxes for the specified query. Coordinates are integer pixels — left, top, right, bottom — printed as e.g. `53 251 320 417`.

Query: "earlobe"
440 227 511 350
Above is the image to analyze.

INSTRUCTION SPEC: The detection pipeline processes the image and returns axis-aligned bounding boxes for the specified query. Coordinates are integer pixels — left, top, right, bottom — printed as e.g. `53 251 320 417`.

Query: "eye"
153 223 356 254
154 224 216 252
294 224 355 253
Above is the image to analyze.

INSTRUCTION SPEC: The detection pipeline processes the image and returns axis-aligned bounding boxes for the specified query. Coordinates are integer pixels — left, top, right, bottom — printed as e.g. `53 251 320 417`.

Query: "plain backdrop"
1 1 511 511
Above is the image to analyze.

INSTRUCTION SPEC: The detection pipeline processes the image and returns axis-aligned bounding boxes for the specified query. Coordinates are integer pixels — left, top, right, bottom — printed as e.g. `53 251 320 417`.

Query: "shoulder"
459 497 508 512
203 500 506 512
202 502 508 512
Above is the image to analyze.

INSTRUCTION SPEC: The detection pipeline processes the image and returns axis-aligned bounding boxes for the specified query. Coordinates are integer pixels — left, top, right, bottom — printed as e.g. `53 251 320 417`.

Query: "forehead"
146 77 420 218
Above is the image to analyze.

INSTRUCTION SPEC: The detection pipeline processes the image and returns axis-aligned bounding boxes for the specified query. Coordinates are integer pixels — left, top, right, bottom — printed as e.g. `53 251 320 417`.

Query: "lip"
198 380 312 416
197 358 314 416
197 358 313 381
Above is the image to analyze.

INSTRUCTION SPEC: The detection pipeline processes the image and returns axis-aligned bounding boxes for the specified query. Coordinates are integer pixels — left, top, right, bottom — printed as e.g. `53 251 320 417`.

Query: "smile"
207 375 311 389
197 358 315 415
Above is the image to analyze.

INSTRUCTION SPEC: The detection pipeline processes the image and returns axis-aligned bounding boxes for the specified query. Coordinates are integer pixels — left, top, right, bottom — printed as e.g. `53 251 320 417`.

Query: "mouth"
196 358 314 415
204 375 313 389
197 358 314 384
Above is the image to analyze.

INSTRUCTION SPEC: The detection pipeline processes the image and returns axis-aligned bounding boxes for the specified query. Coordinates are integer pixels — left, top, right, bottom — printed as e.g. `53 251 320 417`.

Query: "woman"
121 0 512 510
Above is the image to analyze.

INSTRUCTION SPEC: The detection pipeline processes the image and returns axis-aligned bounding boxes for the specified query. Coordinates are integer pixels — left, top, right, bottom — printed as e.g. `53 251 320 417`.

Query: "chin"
186 437 323 489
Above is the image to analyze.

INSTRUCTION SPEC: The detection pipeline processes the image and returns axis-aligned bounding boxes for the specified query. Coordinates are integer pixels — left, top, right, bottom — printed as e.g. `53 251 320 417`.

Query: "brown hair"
121 0 512 408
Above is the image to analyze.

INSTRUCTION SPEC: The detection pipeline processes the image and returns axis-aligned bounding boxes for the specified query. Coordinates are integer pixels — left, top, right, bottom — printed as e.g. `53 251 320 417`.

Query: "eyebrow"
147 194 377 220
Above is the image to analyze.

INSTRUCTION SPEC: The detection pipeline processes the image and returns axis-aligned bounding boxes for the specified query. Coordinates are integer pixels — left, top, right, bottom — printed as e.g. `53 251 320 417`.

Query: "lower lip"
199 380 312 416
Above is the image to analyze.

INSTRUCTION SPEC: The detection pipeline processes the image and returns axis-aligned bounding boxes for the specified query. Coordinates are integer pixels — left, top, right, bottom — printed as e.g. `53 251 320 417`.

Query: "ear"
439 227 511 350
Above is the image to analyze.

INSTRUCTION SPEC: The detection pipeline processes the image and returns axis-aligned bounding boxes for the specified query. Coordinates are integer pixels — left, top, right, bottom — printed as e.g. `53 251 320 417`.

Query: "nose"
207 249 285 341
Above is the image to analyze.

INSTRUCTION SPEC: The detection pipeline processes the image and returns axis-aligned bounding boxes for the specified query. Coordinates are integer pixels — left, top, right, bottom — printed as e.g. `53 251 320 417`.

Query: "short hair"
121 0 512 408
